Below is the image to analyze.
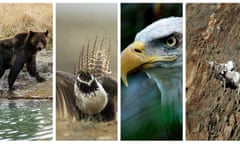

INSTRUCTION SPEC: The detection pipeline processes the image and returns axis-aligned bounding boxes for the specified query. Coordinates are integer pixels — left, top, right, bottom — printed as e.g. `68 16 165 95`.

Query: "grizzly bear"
0 30 48 90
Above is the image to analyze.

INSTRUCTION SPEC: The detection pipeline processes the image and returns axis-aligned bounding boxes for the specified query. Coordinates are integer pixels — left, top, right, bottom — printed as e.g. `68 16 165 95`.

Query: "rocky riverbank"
0 50 52 99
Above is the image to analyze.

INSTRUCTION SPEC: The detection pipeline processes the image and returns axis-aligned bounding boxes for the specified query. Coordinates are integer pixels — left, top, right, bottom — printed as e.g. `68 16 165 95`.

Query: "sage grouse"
56 37 117 121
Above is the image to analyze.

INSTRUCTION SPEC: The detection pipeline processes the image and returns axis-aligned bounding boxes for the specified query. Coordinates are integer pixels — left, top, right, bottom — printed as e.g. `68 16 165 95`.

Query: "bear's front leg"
0 54 5 79
8 54 25 90
26 55 46 82
35 72 46 82
0 55 6 89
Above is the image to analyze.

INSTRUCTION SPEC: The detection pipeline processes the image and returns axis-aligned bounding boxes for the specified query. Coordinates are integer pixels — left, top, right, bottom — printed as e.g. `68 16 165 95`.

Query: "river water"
0 99 52 140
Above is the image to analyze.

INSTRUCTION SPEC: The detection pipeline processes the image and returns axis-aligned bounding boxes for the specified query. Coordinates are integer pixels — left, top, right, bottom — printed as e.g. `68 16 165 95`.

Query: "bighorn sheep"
209 60 235 74
209 61 227 90
224 60 235 72
209 60 239 94
219 60 235 74
208 61 226 78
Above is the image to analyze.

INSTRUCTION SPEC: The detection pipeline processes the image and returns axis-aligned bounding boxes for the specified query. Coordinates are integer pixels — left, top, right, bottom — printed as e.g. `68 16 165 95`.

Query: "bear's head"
29 30 48 51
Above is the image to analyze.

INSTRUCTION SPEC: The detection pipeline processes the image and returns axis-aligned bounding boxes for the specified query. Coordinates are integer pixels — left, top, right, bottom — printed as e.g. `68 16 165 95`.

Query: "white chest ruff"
74 82 108 115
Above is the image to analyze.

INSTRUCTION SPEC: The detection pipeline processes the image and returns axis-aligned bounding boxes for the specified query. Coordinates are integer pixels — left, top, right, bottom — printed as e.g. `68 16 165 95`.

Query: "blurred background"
0 3 52 49
56 3 118 140
56 3 117 78
121 3 182 51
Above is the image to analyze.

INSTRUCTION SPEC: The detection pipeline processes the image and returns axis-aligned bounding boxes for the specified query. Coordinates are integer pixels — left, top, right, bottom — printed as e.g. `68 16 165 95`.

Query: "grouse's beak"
121 41 177 87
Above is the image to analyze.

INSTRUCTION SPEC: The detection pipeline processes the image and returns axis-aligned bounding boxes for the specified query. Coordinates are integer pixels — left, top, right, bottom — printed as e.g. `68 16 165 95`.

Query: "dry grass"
0 3 52 48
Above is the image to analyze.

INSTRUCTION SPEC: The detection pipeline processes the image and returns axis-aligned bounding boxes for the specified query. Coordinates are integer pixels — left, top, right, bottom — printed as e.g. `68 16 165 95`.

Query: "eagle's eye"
134 48 142 53
165 36 177 48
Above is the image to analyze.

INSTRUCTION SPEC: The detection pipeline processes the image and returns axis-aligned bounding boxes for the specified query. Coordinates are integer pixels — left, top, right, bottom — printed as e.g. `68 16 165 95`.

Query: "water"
0 99 52 140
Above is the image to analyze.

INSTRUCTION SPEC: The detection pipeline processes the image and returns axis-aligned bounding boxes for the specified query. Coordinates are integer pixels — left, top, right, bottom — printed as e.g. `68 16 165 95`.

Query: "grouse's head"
74 70 109 116
75 70 98 94
77 70 93 85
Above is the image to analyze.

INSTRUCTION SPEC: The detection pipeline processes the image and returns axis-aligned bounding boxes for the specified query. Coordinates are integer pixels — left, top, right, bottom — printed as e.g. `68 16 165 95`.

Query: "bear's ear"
29 31 35 37
45 30 48 36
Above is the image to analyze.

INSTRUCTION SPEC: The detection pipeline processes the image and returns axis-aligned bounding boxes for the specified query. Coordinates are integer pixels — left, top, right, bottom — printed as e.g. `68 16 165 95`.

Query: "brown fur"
0 30 48 90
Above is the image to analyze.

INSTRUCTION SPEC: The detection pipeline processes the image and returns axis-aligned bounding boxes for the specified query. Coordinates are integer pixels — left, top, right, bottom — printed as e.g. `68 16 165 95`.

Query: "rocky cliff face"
186 4 240 140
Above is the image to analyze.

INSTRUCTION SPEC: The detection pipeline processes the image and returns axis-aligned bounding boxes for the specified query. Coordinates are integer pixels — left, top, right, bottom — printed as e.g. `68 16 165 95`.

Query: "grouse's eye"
165 36 177 48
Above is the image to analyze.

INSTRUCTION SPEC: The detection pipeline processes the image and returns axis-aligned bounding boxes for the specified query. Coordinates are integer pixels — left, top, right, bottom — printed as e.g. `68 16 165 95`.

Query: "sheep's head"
208 61 215 69
208 61 224 74
225 60 235 72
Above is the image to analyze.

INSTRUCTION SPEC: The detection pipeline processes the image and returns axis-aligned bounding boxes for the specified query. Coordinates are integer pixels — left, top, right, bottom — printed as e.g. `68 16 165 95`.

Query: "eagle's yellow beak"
121 41 177 87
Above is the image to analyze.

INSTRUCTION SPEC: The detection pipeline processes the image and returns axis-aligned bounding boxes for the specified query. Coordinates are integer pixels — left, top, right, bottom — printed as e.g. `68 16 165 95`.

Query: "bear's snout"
36 42 44 51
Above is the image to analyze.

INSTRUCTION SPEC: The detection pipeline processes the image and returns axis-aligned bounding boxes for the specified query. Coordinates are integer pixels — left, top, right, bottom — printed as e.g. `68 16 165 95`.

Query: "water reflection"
0 99 52 140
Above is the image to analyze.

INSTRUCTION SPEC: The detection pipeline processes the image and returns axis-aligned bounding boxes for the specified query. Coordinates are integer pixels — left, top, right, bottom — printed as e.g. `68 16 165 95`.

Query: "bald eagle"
56 37 117 121
121 17 182 139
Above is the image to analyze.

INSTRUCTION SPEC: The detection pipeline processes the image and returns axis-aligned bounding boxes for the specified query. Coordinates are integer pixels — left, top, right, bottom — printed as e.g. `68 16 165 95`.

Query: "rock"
37 50 52 73
236 112 240 121
224 125 232 139
229 114 235 127
215 113 220 122
216 133 224 140
225 100 234 113
199 131 208 140
193 123 201 133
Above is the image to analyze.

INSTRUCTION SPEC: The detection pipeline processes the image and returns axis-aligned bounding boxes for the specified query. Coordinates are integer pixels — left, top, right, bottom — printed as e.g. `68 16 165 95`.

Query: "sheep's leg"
223 78 226 94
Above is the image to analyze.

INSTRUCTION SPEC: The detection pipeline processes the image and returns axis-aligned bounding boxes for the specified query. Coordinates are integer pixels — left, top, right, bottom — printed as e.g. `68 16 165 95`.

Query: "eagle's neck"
145 66 182 118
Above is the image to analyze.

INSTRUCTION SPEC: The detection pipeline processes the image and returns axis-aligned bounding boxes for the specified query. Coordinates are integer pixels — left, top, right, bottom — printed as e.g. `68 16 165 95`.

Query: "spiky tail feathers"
77 36 112 79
